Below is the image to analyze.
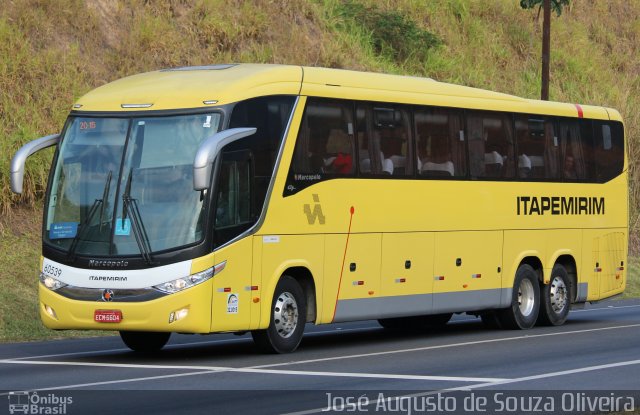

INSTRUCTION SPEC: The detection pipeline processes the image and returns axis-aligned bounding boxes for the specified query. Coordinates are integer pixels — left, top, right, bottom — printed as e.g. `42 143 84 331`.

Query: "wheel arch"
553 254 578 302
519 256 544 282
283 266 317 324
500 253 542 309
506 250 543 287
260 260 318 328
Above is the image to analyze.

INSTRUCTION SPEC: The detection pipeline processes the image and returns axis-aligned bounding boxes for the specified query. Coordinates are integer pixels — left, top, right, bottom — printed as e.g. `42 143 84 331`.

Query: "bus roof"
73 64 615 121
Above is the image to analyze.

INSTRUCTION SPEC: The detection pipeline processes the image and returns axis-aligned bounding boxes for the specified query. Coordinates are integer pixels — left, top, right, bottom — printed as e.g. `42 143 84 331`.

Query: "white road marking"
3 321 640 394
0 359 507 384
4 302 637 361
253 323 640 369
5 322 639 371
0 370 217 395
281 358 640 415
0 304 637 396
570 304 640 313
459 358 640 389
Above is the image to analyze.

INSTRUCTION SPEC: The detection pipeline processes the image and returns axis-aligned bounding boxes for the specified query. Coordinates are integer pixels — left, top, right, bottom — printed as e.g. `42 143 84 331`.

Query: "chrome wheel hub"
549 276 568 314
273 291 298 338
518 278 535 317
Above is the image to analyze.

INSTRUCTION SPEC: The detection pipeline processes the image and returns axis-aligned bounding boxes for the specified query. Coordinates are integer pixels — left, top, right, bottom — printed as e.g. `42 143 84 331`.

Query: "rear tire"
252 276 306 353
537 264 571 326
497 264 540 329
119 331 170 353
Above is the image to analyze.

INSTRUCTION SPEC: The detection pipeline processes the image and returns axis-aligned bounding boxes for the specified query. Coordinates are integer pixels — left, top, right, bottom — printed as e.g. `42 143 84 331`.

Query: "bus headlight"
153 266 215 294
39 273 67 291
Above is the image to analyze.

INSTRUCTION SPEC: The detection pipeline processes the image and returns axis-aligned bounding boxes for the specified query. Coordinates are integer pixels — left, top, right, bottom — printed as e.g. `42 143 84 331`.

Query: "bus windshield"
45 113 222 257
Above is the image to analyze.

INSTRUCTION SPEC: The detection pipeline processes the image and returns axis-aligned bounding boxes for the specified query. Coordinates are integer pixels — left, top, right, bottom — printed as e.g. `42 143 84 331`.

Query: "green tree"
520 0 570 100
520 0 570 17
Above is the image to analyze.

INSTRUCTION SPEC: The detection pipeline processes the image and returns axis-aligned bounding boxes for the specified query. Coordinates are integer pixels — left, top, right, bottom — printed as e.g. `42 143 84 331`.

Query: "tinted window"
355 104 412 176
466 111 515 179
283 97 624 195
228 95 294 216
415 108 466 177
558 118 595 181
593 121 624 182
514 115 559 179
291 99 355 175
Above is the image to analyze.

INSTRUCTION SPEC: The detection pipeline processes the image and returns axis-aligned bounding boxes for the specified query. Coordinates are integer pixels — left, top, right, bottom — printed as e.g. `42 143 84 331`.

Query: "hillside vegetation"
1 0 638 341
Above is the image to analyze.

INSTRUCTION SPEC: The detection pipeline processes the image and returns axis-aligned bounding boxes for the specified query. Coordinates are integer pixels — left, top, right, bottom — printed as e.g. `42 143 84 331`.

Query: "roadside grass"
623 256 640 299
0 207 108 342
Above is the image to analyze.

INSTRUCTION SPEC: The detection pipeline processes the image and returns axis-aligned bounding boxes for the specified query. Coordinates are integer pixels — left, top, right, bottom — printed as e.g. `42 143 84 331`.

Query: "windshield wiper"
67 171 112 261
99 170 112 233
121 169 155 265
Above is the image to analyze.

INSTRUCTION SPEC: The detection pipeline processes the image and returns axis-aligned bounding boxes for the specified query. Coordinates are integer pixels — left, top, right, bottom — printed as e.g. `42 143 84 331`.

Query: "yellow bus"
11 64 627 353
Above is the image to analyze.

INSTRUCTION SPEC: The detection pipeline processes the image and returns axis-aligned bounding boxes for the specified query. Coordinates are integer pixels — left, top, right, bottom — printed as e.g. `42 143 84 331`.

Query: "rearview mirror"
11 134 61 194
193 127 256 190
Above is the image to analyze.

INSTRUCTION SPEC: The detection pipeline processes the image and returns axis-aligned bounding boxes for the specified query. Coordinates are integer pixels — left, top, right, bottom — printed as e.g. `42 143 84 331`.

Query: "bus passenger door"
433 231 503 313
210 150 255 332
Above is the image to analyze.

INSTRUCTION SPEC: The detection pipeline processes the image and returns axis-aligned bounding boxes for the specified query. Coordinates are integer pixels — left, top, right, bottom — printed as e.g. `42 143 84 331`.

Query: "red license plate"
94 310 123 323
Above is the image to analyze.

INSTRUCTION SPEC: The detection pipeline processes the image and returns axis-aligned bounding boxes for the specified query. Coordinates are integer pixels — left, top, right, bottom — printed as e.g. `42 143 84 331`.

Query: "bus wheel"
538 265 571 326
497 264 540 329
119 331 170 353
252 276 306 354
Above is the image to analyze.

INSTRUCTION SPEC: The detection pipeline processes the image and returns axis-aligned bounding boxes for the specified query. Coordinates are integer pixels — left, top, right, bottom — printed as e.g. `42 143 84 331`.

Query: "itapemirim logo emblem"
7 391 73 414
303 194 325 225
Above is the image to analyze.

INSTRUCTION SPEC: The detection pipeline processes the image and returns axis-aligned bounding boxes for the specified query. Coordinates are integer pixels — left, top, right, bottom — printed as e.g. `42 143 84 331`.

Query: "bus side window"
467 111 515 179
355 104 413 176
593 121 624 182
214 152 252 247
229 95 294 215
558 118 594 181
291 99 355 176
415 108 466 177
375 107 412 176
356 104 380 174
514 115 558 179
467 112 485 178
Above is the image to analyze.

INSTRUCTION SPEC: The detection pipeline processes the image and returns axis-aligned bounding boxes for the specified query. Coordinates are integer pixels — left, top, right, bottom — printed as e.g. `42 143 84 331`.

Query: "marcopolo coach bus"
11 64 627 353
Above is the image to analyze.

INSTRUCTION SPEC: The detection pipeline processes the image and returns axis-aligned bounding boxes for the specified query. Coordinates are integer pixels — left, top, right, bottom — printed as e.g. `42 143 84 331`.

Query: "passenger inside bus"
322 128 353 174
420 135 455 177
563 154 577 180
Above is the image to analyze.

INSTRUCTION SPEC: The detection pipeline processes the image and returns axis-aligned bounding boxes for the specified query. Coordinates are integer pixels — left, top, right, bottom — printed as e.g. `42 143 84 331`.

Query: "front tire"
119 331 170 353
252 276 306 353
537 264 571 326
497 264 540 329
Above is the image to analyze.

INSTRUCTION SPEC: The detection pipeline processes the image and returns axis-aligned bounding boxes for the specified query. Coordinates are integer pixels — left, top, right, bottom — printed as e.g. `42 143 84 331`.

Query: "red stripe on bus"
332 206 355 322
575 104 584 118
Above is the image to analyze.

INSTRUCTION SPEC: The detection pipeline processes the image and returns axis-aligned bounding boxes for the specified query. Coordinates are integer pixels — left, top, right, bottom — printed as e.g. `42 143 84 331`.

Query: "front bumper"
39 280 213 333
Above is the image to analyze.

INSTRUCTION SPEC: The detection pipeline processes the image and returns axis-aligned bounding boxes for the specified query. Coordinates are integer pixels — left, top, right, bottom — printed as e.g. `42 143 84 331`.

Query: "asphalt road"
1 299 640 415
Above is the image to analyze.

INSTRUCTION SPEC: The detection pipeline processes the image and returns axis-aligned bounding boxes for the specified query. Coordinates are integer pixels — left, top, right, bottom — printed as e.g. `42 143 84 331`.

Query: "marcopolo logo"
303 194 326 225
7 391 73 414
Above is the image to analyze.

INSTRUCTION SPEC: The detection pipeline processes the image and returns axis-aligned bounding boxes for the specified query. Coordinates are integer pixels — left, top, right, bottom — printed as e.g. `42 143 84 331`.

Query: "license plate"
94 310 122 323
